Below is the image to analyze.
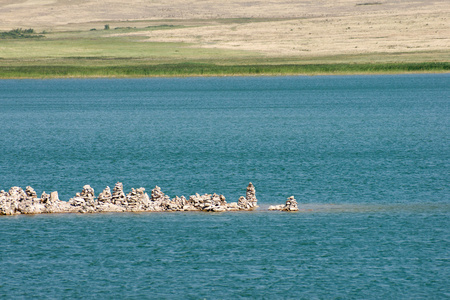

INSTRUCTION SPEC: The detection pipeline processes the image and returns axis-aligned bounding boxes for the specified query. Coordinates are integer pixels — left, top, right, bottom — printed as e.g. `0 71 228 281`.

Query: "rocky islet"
0 182 288 215
1 182 300 215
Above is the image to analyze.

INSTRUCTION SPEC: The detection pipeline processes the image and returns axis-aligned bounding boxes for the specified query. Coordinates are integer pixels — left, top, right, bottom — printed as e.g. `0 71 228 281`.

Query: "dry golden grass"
1 0 449 62
115 12 449 58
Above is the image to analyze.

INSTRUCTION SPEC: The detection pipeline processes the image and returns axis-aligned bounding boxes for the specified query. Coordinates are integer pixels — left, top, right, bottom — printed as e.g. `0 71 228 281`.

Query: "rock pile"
97 186 112 204
126 187 150 211
112 182 126 205
0 186 72 215
269 196 299 211
1 182 259 215
188 193 239 212
237 182 258 210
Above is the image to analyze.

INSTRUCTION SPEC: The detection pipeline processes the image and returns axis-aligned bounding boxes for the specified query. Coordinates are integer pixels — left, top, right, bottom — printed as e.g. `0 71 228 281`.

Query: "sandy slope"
0 0 449 58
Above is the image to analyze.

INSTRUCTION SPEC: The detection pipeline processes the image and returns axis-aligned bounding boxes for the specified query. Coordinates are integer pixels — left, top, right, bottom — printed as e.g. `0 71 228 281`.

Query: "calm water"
0 75 449 298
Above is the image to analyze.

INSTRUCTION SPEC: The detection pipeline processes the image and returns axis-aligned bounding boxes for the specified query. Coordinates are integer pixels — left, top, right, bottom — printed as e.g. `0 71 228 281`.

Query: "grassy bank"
1 22 449 78
0 62 449 78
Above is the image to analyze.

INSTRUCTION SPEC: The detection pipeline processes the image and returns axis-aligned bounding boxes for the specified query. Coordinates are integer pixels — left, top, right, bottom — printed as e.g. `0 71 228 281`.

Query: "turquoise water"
0 75 449 298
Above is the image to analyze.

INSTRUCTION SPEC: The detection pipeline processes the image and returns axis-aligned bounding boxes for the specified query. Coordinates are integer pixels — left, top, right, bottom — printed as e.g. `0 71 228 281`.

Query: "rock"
167 196 187 211
8 186 27 202
0 201 16 215
111 182 126 205
269 196 299 211
41 191 51 204
25 186 38 199
80 185 96 206
227 202 239 211
149 186 173 211
237 182 258 210
126 187 150 211
46 197 74 214
1 182 266 216
237 196 247 209
20 200 45 214
0 186 67 215
0 189 18 215
268 204 284 211
186 193 227 211
95 202 125 213
151 186 167 202
50 191 60 203
68 185 97 212
97 186 112 204
284 196 299 211
69 197 86 206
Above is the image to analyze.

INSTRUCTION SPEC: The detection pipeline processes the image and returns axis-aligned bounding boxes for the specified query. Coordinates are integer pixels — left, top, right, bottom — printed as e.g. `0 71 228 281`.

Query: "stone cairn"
269 196 299 211
0 182 260 215
97 186 112 204
237 182 258 210
112 182 126 206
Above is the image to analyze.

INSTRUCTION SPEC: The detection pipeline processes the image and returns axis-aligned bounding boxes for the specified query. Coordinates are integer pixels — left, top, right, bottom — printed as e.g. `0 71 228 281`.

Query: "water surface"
0 75 449 298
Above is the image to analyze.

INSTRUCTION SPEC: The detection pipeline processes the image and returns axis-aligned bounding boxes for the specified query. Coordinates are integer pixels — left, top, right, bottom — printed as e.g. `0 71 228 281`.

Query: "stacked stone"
188 193 211 210
126 187 150 210
97 186 112 204
246 182 258 207
269 196 299 211
10 186 42 214
0 187 26 215
151 186 167 202
284 196 299 211
0 186 65 215
1 182 263 215
25 186 38 200
172 196 189 210
203 193 228 212
80 185 96 206
149 186 172 211
165 195 189 211
111 182 126 205
25 186 41 208
40 191 51 204
68 196 85 207
9 186 27 202
0 189 12 215
187 193 236 212
237 182 258 210
68 185 96 212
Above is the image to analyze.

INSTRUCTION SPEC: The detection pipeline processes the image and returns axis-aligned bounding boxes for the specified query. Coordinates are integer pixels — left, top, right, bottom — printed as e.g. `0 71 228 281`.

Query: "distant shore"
1 0 448 79
1 62 448 79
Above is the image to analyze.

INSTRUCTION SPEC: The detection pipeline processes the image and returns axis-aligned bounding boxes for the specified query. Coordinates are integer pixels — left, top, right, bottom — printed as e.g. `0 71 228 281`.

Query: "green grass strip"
0 62 448 78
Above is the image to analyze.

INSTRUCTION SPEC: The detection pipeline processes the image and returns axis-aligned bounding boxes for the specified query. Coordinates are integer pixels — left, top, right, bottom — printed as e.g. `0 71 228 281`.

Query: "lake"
0 75 449 298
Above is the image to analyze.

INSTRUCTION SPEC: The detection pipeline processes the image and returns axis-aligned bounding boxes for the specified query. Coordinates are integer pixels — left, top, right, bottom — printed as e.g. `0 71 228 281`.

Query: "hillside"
0 0 448 77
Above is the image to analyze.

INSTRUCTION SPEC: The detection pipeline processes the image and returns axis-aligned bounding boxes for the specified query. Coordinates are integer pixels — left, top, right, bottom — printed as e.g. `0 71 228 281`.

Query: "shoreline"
1 62 449 79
